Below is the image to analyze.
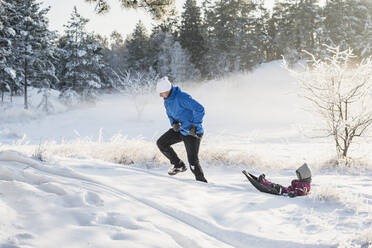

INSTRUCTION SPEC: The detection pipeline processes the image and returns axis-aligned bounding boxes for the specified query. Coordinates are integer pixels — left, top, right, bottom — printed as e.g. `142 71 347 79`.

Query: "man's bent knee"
156 138 164 150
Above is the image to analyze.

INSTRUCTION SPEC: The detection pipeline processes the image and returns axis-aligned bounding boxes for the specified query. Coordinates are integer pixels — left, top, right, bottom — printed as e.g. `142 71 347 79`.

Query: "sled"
242 170 281 195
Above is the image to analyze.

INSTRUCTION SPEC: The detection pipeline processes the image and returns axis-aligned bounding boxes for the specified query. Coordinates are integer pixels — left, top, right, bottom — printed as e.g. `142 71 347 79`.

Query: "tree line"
1 0 372 109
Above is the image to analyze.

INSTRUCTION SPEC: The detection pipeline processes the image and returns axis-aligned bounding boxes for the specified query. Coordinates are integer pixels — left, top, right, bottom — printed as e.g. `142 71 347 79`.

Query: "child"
258 163 312 197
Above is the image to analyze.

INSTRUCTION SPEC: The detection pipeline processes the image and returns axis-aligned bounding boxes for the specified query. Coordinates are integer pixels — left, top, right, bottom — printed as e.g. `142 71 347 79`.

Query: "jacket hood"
296 163 312 181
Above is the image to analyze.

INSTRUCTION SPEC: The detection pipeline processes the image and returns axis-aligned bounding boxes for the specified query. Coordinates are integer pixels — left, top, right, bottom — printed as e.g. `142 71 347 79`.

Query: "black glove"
172 122 181 132
189 126 197 137
288 192 296 198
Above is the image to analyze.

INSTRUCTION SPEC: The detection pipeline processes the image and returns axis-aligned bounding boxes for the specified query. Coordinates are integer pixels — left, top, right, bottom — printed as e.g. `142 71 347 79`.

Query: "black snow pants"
157 129 207 183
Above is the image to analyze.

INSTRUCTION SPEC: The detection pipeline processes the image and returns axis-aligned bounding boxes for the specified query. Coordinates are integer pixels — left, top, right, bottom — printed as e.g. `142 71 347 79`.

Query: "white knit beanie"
156 76 172 93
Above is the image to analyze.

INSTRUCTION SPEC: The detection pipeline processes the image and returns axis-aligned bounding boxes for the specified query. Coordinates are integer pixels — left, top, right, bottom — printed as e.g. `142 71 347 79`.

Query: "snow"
0 61 372 247
0 87 67 124
4 67 16 80
7 27 16 36
88 80 102 88
77 49 87 57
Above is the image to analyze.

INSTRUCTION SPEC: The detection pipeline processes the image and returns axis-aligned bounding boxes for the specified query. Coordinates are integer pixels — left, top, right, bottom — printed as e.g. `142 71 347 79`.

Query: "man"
156 76 207 183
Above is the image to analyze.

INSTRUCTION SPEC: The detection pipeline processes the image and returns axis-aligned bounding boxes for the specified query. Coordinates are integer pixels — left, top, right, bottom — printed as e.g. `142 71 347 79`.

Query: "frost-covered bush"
310 184 341 202
311 184 369 213
287 46 372 162
122 70 158 119
32 143 47 162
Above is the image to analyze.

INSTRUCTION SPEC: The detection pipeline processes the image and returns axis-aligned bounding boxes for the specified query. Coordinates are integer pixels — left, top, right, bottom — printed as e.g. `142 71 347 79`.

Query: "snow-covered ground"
1 61 372 248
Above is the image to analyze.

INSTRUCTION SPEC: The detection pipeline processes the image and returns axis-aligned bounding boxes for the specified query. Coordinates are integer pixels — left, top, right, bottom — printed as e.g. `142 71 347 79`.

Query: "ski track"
91 163 249 193
0 152 329 248
27 167 322 248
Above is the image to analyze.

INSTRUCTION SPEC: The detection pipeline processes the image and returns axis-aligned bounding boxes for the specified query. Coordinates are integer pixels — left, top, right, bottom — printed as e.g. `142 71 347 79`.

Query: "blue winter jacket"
164 86 205 136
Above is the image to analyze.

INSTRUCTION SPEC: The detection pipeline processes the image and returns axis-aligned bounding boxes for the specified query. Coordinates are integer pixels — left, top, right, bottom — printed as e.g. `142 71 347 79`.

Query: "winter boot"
258 174 266 183
168 161 187 175
190 164 208 183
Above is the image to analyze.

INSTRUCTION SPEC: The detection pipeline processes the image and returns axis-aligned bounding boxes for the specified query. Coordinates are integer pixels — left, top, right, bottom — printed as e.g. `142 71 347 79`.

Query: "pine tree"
58 7 107 102
0 0 16 102
269 0 321 64
58 6 89 95
203 0 262 76
2 0 57 109
125 21 151 72
110 31 125 49
270 1 298 63
85 0 176 20
257 2 276 62
152 16 179 36
360 8 372 57
293 0 321 56
156 32 199 82
179 0 205 77
30 6 59 112
57 7 119 102
107 31 128 74
91 31 128 89
87 34 121 92
323 0 372 58
235 1 267 70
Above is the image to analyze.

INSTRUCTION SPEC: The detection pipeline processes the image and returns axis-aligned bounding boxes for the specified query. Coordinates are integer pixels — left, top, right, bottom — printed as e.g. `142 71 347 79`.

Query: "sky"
40 0 276 39
40 0 186 38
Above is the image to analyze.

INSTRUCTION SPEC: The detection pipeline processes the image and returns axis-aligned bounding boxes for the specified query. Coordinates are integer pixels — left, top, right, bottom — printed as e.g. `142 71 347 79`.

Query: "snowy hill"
0 150 371 247
1 61 372 247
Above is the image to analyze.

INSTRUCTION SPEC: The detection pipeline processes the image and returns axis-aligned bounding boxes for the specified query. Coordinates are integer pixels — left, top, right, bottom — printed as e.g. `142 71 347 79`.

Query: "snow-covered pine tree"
147 18 180 74
58 7 108 103
179 0 205 78
76 34 105 101
2 0 58 109
30 6 59 113
88 34 122 93
323 0 372 58
156 32 199 82
58 6 89 99
0 0 16 102
168 40 200 82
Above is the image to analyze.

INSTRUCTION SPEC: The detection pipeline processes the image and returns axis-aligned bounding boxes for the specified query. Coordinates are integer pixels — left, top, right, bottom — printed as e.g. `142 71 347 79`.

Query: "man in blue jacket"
156 77 207 183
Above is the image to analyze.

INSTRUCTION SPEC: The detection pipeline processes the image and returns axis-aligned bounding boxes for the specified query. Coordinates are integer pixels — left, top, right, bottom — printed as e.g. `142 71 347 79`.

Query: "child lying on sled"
243 163 312 197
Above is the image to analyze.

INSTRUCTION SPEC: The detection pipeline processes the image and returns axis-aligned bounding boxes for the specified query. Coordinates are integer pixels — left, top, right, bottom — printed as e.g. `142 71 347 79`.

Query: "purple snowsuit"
261 178 311 197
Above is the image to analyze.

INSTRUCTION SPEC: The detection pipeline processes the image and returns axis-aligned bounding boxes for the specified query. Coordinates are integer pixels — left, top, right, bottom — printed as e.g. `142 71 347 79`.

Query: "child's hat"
296 163 312 180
